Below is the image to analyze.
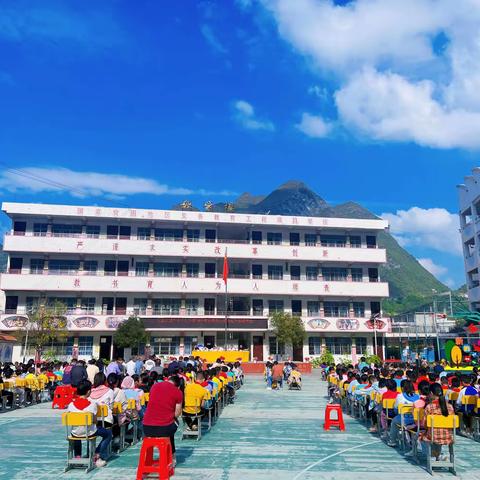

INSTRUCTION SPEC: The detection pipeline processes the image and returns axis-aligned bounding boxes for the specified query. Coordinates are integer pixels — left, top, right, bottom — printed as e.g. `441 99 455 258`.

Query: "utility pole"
432 289 441 361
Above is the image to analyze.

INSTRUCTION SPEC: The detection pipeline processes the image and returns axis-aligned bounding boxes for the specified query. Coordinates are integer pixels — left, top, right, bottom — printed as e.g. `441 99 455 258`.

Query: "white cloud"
295 112 332 138
232 100 275 131
308 85 328 101
0 167 236 200
260 0 480 149
381 207 461 255
418 258 448 277
335 68 480 149
201 24 228 54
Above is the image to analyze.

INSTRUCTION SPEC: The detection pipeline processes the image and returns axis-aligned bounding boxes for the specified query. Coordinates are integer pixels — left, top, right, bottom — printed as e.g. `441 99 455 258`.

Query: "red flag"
222 251 229 284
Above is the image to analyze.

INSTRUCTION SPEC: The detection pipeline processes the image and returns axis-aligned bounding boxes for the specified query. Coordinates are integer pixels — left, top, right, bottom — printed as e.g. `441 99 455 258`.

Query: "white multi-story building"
0 202 390 362
458 167 480 310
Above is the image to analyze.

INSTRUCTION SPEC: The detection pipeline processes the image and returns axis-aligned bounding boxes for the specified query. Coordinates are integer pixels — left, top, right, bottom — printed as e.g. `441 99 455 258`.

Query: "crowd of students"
327 360 479 463
0 355 244 469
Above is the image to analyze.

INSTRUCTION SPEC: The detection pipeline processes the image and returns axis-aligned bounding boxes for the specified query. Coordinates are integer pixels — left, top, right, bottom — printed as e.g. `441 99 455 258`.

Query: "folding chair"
202 398 214 431
474 398 480 442
398 404 414 452
425 414 459 476
459 395 477 436
62 412 97 473
410 407 425 462
14 378 26 407
112 402 127 452
2 380 15 410
382 398 396 439
126 398 140 445
96 404 112 459
182 399 202 441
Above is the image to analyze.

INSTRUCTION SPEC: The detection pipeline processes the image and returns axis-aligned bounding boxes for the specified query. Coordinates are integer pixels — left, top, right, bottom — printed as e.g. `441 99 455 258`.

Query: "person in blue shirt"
357 357 369 372
387 379 419 447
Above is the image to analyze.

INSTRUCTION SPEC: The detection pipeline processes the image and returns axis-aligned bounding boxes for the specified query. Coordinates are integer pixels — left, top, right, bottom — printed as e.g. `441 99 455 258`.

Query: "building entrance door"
253 335 264 361
293 344 304 362
99 336 112 360
204 335 215 349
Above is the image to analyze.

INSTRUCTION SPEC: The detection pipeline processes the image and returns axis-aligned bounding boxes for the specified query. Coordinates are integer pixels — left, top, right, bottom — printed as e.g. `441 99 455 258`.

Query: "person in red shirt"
143 375 183 466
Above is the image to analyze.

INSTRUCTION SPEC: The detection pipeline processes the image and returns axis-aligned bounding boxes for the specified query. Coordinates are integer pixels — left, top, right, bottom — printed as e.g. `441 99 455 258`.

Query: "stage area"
0 372 479 479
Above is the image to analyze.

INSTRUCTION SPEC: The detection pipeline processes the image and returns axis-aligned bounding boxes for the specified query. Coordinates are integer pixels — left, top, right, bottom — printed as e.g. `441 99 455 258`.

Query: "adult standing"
126 357 136 377
143 375 183 466
86 359 100 384
71 360 88 387
106 357 124 376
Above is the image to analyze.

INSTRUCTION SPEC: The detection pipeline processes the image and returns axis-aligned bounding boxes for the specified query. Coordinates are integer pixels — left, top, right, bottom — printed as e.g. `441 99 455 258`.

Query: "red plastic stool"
136 437 174 480
323 404 345 431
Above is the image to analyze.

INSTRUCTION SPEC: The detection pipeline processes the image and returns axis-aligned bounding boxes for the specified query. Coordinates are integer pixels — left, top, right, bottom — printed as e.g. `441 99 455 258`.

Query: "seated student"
445 376 461 402
417 367 429 385
347 374 361 395
90 373 114 428
428 373 439 384
0 371 14 407
67 380 112 468
369 378 387 433
393 370 405 388
121 376 142 423
264 362 273 390
456 374 478 434
138 372 151 393
222 366 236 399
418 383 454 462
183 371 209 430
283 362 293 381
387 379 419 447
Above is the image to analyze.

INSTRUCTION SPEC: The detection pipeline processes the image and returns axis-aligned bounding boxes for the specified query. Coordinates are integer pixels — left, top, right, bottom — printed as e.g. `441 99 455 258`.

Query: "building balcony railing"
0 272 389 297
4 234 387 266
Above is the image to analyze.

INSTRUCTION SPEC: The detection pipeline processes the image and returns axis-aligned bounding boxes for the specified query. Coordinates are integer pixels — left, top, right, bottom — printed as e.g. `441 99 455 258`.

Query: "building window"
252 264 263 279
187 229 200 242
307 301 320 316
351 268 363 282
292 299 302 316
269 337 285 355
349 236 361 248
134 262 148 276
356 337 367 355
252 231 262 244
83 260 98 275
5 296 18 314
290 265 301 280
85 225 100 238
205 263 216 278
290 232 300 246
186 263 199 278
268 300 284 314
81 298 95 313
320 235 346 247
33 223 48 236
186 299 199 315
370 301 381 316
48 297 76 314
268 265 283 280
252 299 263 316
267 232 282 245
137 227 151 240
353 302 365 317
151 336 180 355
184 336 198 355
152 299 181 315
325 337 352 355
48 336 74 357
322 267 348 281
77 336 94 356
49 259 80 275
155 228 183 241
309 337 321 355
133 298 148 315
154 263 181 277
30 258 45 274
204 298 215 315
52 224 82 237
324 301 349 317
25 296 39 314
306 266 318 280
205 229 216 242
305 233 317 246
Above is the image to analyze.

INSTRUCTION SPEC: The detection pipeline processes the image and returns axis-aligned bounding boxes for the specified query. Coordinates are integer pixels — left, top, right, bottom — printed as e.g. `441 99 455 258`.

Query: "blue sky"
1 0 478 288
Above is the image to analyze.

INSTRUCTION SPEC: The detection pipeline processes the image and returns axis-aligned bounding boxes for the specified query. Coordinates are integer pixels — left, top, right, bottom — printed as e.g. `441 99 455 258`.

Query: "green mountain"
173 181 451 314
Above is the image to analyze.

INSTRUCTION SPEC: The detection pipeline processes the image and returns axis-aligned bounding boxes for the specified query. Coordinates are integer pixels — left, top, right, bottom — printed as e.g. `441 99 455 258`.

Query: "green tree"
319 348 334 365
270 311 305 360
113 316 149 353
16 300 68 361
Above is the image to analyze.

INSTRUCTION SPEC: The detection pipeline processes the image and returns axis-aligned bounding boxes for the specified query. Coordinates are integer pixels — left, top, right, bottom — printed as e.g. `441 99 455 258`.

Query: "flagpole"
224 248 228 350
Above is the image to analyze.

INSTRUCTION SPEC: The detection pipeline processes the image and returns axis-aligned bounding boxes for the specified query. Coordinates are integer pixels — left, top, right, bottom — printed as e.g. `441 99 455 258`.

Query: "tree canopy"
113 315 149 348
270 311 305 347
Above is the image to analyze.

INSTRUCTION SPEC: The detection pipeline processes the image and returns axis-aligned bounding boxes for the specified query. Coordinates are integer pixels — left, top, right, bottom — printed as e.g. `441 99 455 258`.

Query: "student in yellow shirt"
183 371 209 431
